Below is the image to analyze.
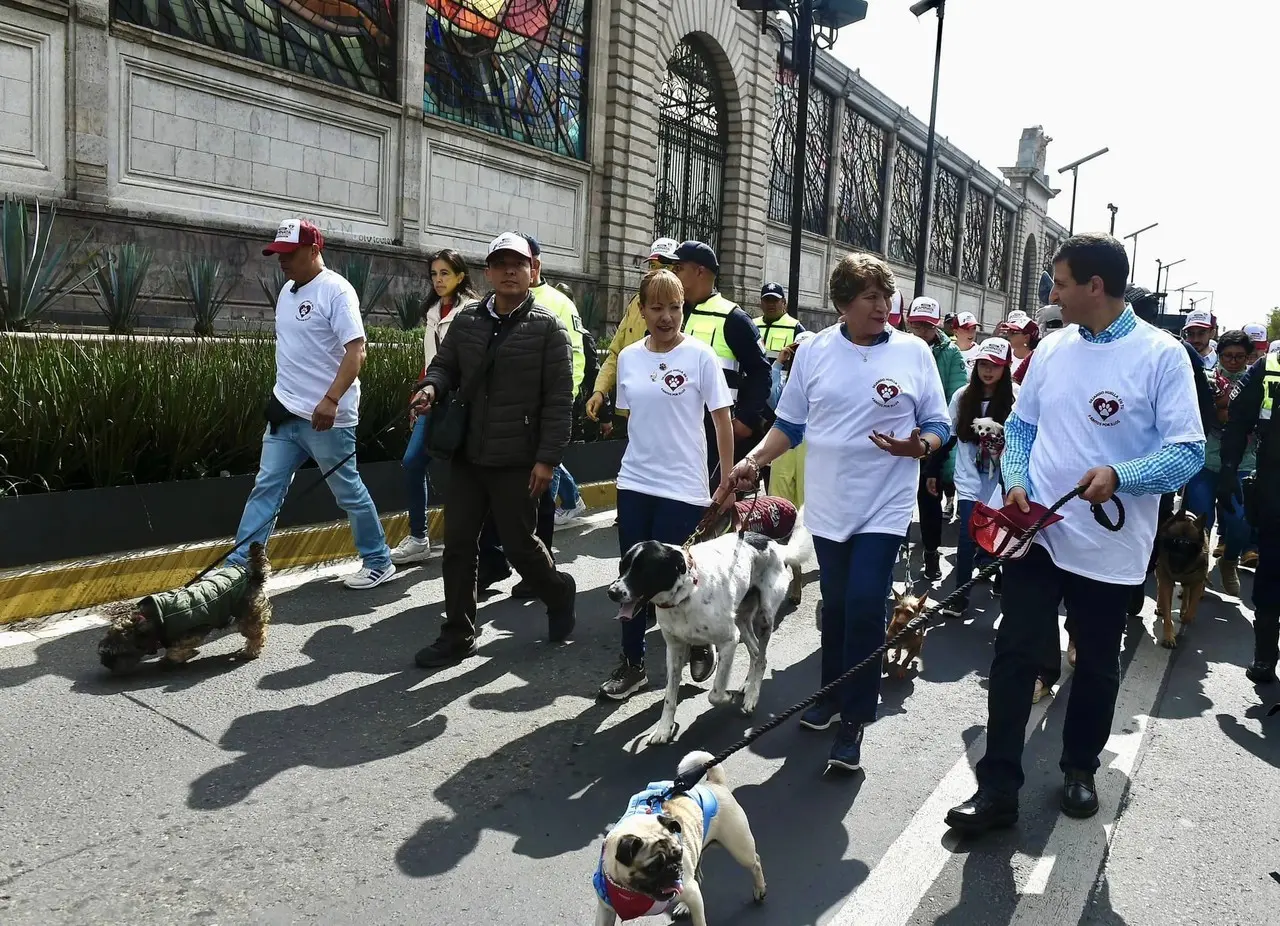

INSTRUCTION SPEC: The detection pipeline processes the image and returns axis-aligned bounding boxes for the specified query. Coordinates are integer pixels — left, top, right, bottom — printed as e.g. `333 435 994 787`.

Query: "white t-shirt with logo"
1009 321 1204 584
775 327 950 542
273 268 366 429
616 337 733 506
958 342 982 373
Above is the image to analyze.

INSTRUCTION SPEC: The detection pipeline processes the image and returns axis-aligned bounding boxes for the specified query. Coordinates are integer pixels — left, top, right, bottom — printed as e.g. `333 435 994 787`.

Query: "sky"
830 0 1278 331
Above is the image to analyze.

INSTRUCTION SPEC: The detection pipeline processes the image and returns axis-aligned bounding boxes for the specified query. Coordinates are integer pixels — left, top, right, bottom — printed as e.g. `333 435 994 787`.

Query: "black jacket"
1221 356 1278 519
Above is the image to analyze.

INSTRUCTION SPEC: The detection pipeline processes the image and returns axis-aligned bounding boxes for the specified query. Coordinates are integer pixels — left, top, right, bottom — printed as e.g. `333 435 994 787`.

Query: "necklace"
848 339 874 362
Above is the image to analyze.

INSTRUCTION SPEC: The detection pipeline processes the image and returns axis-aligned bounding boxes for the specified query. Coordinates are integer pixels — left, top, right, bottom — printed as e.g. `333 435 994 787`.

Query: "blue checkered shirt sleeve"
1112 441 1205 496
1000 411 1036 494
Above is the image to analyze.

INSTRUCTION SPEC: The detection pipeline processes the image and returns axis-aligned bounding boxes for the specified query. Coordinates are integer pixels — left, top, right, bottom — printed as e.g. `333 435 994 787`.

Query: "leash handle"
1091 496 1125 532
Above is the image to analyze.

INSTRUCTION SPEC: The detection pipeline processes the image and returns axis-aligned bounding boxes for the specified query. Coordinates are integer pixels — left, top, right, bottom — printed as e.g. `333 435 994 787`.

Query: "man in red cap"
227 219 394 589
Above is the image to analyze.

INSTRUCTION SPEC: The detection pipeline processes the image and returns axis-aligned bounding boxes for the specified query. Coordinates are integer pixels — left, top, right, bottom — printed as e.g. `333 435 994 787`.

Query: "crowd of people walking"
231 216 1276 831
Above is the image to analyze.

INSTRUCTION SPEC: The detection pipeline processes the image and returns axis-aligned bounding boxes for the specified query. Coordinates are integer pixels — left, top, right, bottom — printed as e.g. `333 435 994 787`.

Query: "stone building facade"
0 0 1066 331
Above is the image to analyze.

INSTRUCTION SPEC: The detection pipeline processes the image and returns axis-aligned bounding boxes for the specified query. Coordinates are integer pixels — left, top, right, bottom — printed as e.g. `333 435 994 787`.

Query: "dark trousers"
917 469 943 552
1253 520 1280 665
976 544 1129 795
616 490 706 663
478 488 556 576
439 462 569 646
813 532 903 724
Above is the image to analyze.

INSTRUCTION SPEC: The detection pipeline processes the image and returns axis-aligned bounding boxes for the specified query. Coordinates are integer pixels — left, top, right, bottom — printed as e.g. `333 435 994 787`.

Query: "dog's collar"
655 552 698 609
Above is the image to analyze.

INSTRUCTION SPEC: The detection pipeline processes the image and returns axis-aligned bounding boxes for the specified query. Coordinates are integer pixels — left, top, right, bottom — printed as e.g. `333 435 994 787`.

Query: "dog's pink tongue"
616 600 639 622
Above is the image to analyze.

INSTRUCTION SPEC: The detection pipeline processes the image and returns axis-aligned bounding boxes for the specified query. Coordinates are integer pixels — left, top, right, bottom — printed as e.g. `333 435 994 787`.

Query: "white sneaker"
554 501 588 526
942 496 955 521
391 535 432 564
343 563 397 589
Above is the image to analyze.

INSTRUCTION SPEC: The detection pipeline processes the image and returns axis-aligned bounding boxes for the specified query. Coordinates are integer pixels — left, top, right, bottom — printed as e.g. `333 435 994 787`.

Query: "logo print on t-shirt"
660 370 689 396
297 300 313 321
1088 391 1124 426
872 378 902 407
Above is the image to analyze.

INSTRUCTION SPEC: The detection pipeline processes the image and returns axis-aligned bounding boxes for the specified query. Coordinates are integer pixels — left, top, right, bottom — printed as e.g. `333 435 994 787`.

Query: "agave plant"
174 257 238 336
391 290 425 331
0 195 96 331
87 244 154 335
257 266 287 310
338 255 392 319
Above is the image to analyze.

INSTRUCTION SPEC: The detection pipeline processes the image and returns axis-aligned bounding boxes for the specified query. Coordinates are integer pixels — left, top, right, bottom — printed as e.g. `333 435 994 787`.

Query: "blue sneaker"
827 720 864 772
799 699 841 731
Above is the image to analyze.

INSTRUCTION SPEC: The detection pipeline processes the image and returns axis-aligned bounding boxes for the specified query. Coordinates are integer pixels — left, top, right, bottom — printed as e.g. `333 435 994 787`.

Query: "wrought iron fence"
929 168 960 277
654 39 727 250
888 144 924 265
835 109 885 251
962 187 989 284
768 66 832 235
989 206 1013 292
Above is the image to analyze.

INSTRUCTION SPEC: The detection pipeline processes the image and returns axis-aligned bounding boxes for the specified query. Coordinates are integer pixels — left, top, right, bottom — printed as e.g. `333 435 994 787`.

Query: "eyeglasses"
1219 351 1249 363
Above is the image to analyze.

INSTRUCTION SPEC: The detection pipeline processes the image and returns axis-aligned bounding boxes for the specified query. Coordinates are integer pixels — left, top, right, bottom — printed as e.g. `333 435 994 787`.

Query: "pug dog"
593 750 766 925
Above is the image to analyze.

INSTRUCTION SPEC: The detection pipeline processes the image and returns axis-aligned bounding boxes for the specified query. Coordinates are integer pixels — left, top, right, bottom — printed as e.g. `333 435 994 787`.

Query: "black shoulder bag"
425 318 504 461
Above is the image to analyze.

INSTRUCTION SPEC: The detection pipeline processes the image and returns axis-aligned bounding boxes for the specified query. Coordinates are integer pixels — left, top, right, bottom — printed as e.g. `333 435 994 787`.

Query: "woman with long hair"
391 249 479 565
937 337 1017 622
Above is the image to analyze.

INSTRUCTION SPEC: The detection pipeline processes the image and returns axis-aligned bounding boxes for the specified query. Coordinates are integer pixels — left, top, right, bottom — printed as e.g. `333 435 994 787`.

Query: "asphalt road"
1 510 1276 926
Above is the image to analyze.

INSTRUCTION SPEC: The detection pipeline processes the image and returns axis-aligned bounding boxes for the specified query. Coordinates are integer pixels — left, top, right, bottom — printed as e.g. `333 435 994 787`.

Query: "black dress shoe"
1061 770 1099 819
923 550 942 581
1245 661 1278 684
477 563 512 593
689 645 715 683
944 790 1018 833
415 639 478 669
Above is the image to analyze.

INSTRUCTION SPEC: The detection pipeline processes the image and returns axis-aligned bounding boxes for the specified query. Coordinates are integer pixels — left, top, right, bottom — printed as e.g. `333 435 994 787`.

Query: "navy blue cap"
761 282 785 300
518 233 541 257
674 240 719 274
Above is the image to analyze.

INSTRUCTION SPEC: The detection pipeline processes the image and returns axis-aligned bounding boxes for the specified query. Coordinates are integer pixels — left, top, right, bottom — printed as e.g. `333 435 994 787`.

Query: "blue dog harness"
593 782 720 920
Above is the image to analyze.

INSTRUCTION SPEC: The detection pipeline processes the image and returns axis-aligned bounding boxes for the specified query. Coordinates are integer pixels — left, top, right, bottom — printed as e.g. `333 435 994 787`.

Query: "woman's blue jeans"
813 532 903 725
551 464 580 508
402 416 430 539
953 499 994 601
1183 466 1250 558
616 489 705 664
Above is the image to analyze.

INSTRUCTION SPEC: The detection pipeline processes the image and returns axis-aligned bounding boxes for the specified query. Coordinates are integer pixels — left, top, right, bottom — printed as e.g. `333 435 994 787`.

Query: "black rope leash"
666 485 1125 794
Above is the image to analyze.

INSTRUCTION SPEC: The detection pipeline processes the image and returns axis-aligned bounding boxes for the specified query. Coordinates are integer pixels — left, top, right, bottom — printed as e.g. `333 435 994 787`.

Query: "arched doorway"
1019 234 1037 312
653 37 727 249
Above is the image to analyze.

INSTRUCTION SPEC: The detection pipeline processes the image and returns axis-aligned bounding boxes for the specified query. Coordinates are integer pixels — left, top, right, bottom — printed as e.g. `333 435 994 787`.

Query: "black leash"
184 412 407 587
666 485 1125 794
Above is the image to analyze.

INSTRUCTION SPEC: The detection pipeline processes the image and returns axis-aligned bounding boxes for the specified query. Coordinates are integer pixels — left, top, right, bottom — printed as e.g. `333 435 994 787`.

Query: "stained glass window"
835 108 885 251
423 0 589 160
112 0 397 99
962 187 990 284
888 143 924 265
768 66 832 236
653 38 726 249
929 168 960 277
989 206 1012 292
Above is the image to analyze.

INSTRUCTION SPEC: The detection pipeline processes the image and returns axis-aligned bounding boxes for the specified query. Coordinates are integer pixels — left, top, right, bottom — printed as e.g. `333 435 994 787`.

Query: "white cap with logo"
975 337 1013 366
487 231 533 261
1182 309 1213 330
955 311 978 329
1243 323 1268 345
646 237 680 262
1001 310 1033 332
907 296 942 325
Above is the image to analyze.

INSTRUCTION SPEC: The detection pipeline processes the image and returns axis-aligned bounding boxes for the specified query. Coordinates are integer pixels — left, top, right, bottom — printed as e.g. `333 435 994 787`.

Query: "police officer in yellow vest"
1219 347 1280 686
756 281 806 361
672 240 772 685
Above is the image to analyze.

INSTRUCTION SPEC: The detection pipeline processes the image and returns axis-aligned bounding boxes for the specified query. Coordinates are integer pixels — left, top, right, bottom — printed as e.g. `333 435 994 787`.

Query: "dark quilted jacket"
424 293 573 468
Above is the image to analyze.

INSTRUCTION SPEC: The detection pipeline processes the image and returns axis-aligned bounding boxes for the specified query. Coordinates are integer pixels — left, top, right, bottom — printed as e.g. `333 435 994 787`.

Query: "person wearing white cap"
413 231 578 669
996 310 1039 384
227 218 394 590
585 238 681 429
1243 323 1269 361
953 312 981 371
1182 309 1216 369
907 295 969 578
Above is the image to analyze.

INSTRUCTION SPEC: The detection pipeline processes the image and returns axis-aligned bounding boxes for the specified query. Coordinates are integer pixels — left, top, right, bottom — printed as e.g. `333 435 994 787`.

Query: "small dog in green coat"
98 543 272 675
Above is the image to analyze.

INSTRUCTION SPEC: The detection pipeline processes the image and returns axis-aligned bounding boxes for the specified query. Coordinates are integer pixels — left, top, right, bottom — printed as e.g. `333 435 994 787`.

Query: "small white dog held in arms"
607 510 813 745
593 750 766 926
971 416 1007 479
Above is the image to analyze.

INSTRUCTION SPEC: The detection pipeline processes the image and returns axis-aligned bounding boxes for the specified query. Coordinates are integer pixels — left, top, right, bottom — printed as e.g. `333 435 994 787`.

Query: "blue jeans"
403 416 430 539
616 489 706 663
813 532 903 724
551 464 580 508
227 419 390 570
1183 466 1250 558
952 499 994 601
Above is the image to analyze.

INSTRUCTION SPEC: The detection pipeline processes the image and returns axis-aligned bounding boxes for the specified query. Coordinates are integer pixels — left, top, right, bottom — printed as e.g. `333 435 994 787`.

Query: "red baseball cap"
263 219 324 256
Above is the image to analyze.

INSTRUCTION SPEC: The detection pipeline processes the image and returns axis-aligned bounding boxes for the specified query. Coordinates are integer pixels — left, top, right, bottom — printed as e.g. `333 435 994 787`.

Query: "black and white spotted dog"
608 512 812 745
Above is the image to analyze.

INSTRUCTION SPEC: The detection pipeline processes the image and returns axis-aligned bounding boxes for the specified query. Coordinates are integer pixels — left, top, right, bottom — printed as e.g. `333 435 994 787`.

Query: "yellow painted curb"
0 481 617 625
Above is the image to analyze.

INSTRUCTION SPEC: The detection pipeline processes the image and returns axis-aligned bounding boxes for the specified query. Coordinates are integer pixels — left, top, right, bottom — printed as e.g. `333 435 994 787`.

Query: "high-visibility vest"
756 313 800 360
530 283 586 396
1261 352 1280 421
682 292 741 400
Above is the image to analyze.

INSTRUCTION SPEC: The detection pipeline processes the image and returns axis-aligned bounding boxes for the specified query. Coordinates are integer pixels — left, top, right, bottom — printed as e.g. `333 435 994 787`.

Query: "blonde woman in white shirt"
723 253 952 774
599 269 735 700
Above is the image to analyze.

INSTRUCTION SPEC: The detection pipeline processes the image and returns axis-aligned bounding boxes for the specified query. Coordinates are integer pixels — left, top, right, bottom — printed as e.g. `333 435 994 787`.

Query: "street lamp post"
1058 147 1110 235
910 0 947 303
1123 222 1159 283
739 0 867 318
1107 203 1118 235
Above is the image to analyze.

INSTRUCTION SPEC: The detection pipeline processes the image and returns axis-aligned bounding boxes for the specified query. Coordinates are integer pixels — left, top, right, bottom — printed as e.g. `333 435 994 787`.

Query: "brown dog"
884 591 927 679
1155 506 1209 649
